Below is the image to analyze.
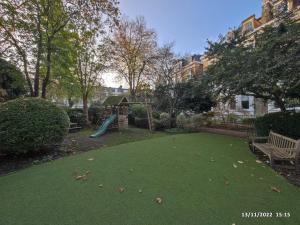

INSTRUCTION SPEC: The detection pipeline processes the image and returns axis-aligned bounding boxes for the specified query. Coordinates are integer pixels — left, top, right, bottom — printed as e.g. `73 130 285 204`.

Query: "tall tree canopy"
0 0 119 98
110 17 158 99
205 15 300 111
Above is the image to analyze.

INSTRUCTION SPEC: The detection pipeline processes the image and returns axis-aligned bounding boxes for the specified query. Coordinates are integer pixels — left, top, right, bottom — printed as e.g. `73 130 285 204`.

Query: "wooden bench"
251 131 300 172
68 122 82 133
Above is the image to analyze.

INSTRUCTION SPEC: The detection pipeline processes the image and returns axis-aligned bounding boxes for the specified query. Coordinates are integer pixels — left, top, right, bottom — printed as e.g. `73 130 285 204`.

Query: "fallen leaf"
209 178 213 182
230 144 233 147
259 177 263 180
98 184 103 188
138 189 143 193
238 161 244 164
129 168 134 172
155 197 163 204
75 175 86 180
256 160 262 164
251 174 254 177
225 181 230 185
88 158 94 161
119 187 125 193
233 164 238 168
271 186 280 193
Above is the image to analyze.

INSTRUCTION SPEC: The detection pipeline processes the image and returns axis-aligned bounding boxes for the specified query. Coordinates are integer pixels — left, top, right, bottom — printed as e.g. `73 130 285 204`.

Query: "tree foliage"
154 80 215 114
0 0 119 98
0 58 26 101
205 15 300 111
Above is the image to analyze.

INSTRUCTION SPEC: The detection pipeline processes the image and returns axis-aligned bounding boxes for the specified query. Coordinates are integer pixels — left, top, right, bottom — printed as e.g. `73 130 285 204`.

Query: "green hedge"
255 112 300 139
134 117 149 129
0 98 70 155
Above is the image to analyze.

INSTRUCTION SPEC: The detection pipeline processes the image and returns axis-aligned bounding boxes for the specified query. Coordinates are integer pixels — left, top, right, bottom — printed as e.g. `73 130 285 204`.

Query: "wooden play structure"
100 96 154 131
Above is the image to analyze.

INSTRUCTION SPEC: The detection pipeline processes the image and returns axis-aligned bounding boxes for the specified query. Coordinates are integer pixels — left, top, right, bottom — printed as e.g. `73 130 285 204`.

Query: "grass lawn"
0 133 299 225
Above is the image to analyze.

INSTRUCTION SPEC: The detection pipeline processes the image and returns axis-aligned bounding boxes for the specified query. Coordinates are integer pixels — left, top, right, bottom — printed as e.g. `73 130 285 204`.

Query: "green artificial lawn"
1 133 300 225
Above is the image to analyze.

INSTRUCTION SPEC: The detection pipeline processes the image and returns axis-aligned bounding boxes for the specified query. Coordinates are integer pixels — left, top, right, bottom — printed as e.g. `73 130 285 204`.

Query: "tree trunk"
23 60 34 96
34 17 43 97
275 97 286 112
41 41 52 98
82 94 89 124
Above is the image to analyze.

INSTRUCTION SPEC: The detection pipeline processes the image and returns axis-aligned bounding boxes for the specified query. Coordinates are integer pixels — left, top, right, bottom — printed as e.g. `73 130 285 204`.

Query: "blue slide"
90 114 117 138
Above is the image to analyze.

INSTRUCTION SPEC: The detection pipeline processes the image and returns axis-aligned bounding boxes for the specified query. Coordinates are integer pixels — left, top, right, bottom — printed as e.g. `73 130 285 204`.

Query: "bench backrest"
268 131 300 157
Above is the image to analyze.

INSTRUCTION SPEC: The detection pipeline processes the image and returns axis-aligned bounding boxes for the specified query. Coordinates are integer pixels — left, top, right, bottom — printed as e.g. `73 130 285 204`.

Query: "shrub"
66 108 87 127
128 113 135 125
88 102 105 125
255 112 300 139
226 113 239 123
154 113 171 131
134 117 149 129
130 105 148 118
152 111 160 119
176 114 188 129
242 118 256 126
0 98 70 155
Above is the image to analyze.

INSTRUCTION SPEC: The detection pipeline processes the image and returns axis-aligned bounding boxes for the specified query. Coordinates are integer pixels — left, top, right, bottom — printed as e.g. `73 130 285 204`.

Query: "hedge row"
255 112 300 139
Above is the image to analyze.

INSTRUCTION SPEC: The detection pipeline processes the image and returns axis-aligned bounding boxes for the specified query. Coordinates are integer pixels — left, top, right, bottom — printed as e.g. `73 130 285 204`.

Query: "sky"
103 0 262 87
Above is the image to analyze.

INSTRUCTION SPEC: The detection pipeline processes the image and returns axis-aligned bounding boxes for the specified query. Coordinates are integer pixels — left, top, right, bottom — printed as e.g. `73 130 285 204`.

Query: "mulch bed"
250 147 300 187
0 132 106 176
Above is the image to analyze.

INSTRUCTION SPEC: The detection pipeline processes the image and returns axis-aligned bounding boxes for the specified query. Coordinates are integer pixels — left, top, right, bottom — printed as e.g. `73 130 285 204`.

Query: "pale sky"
103 0 262 87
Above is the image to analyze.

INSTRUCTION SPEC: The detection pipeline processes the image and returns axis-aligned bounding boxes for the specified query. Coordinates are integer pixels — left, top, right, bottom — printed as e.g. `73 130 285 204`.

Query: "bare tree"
110 17 157 99
154 43 178 85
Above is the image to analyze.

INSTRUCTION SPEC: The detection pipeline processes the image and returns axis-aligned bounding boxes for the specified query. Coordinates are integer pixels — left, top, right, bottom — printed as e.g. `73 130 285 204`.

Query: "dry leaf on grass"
271 186 280 193
98 184 103 188
87 158 94 161
225 181 230 186
155 197 163 204
238 161 244 164
73 170 90 181
233 164 238 168
256 160 262 164
75 175 86 180
119 187 125 193
138 189 143 193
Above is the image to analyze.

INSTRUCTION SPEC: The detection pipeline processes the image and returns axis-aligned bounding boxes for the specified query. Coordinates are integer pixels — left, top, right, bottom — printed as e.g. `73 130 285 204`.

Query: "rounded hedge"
255 112 300 139
0 98 70 154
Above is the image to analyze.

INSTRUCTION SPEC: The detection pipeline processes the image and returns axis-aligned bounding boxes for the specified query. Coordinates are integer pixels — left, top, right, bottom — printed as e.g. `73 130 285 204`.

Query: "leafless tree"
110 16 158 99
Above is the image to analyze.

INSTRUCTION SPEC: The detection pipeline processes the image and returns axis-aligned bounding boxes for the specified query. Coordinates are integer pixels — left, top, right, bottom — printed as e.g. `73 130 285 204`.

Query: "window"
294 0 300 7
241 96 250 109
244 22 253 33
275 1 288 15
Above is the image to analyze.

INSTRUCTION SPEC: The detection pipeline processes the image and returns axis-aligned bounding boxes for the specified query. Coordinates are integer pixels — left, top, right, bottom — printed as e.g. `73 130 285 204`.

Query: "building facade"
202 0 300 117
174 55 203 82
